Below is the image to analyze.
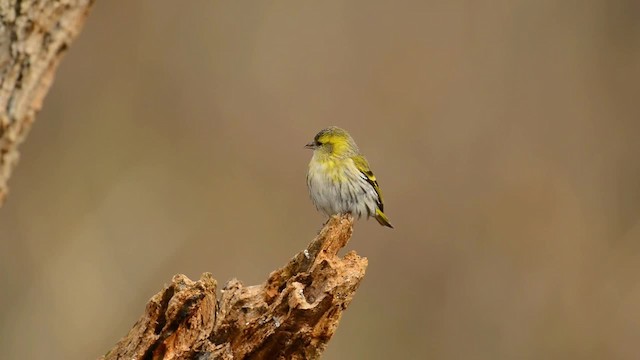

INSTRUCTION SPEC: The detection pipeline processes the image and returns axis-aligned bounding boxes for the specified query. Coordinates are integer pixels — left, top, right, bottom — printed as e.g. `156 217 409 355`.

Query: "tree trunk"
0 0 94 205
102 215 367 360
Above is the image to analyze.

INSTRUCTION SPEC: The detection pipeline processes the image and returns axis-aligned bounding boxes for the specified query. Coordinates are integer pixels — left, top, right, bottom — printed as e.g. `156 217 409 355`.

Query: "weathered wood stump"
102 214 367 360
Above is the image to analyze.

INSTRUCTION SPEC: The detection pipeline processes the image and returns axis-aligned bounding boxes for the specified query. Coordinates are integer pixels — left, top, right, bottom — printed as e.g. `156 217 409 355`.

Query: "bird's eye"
314 139 322 146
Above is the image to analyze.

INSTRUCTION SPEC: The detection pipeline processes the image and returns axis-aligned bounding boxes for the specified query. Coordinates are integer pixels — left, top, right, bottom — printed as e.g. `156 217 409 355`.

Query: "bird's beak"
304 142 315 149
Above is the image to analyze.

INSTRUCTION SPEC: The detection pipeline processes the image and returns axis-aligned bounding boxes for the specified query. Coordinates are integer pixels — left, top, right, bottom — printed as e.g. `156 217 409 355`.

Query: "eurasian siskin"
305 126 393 228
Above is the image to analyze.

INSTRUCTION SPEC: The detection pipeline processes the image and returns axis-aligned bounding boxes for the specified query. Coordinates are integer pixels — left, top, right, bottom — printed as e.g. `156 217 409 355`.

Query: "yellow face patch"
317 134 350 157
317 132 339 144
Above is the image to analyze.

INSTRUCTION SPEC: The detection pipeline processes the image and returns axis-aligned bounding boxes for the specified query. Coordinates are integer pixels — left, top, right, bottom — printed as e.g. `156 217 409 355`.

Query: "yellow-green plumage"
305 126 393 228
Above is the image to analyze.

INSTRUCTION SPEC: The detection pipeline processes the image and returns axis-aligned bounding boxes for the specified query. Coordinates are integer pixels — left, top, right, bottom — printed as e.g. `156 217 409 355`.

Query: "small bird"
305 126 393 228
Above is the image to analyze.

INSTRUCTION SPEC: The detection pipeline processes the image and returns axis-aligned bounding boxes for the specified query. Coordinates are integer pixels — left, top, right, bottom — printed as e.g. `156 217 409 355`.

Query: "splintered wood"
102 215 367 360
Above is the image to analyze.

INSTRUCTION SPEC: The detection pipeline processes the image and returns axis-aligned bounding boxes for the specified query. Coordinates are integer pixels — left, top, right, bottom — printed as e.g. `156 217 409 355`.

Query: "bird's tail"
374 208 394 228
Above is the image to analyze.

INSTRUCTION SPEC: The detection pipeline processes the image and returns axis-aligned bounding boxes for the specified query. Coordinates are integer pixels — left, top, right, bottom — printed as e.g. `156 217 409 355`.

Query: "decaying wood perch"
102 214 367 360
0 0 95 206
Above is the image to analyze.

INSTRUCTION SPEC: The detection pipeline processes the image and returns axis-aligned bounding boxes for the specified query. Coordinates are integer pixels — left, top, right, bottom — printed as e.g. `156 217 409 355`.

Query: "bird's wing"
352 155 385 211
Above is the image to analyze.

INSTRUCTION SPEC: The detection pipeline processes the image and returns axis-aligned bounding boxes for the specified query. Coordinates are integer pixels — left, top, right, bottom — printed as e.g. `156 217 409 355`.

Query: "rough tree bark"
0 0 95 206
102 214 367 360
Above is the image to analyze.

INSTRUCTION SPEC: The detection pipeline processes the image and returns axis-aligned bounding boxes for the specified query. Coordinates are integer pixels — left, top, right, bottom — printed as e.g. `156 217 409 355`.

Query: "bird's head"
305 126 359 158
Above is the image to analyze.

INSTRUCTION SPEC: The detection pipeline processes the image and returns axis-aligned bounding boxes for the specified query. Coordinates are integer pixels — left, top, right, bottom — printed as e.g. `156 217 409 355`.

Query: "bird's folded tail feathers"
375 208 394 228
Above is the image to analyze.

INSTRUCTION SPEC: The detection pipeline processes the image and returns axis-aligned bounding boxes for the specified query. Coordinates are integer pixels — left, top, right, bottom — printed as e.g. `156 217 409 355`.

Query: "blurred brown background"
1 1 640 359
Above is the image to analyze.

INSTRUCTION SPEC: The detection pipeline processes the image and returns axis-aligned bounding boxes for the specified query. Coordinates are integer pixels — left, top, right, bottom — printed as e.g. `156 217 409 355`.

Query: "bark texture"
102 214 367 360
0 0 94 205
